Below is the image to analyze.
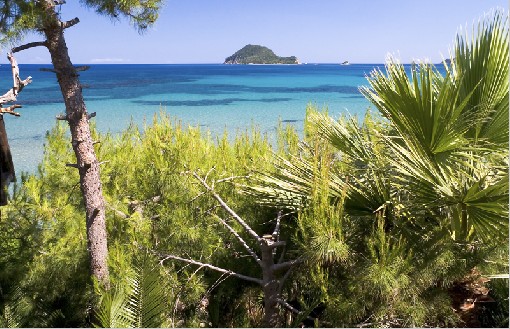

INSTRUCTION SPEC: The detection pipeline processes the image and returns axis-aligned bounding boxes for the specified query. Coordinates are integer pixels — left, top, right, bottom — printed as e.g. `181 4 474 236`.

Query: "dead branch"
271 258 303 273
105 203 129 219
216 174 250 183
160 254 263 285
0 54 32 105
11 41 48 53
192 171 261 242
40 68 59 74
211 213 261 264
272 210 282 239
278 268 293 294
61 17 79 29
277 299 315 322
75 65 90 72
0 105 21 116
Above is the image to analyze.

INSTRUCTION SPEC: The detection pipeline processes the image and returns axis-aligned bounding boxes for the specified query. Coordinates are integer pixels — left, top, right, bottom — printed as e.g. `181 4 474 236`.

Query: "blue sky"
4 0 509 64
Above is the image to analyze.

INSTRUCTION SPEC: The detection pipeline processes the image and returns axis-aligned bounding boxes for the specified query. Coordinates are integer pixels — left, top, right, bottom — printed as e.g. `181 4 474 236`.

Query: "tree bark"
260 238 281 327
39 1 110 287
0 117 14 206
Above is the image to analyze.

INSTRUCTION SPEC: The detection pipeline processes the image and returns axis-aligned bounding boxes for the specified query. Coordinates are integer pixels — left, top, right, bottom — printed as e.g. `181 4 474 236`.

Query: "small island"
224 44 299 64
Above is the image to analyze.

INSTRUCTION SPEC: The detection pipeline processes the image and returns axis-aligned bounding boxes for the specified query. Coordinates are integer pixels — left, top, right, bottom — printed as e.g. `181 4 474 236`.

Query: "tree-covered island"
224 44 299 64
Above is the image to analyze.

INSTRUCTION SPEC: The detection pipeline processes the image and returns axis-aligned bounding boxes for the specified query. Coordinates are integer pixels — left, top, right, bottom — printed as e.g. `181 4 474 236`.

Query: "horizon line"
14 62 445 65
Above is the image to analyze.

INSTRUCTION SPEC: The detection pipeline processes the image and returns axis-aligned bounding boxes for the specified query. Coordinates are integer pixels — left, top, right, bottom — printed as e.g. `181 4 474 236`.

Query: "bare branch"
278 268 293 294
216 175 250 183
266 240 286 250
61 17 79 29
0 54 32 105
271 257 303 273
0 105 22 116
211 213 261 264
40 68 59 74
11 41 48 53
105 203 129 219
272 210 282 240
204 166 215 188
192 171 261 242
75 65 90 72
278 244 287 264
160 254 263 285
277 299 315 321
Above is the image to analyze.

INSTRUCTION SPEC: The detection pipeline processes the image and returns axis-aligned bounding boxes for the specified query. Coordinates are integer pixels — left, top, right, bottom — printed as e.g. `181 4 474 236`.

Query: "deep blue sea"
0 63 383 174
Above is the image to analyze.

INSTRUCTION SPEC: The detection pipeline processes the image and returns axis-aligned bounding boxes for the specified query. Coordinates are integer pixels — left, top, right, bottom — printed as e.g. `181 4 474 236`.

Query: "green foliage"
0 0 42 43
0 113 299 327
248 9 508 327
225 44 299 64
95 252 168 328
82 0 163 31
0 0 163 45
0 6 507 328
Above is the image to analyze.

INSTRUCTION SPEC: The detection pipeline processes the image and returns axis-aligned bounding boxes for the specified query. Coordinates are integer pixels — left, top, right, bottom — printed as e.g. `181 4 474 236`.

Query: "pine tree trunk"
40 2 110 287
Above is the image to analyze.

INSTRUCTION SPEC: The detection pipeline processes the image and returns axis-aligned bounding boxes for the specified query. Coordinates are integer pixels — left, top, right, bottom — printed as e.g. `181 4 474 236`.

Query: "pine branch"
211 213 261 264
277 299 315 321
11 41 48 53
271 257 303 273
61 17 79 29
160 254 263 285
272 210 282 239
192 171 261 242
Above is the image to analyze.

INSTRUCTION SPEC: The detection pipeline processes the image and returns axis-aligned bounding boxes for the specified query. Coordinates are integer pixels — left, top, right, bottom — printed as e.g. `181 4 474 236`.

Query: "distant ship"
340 61 350 65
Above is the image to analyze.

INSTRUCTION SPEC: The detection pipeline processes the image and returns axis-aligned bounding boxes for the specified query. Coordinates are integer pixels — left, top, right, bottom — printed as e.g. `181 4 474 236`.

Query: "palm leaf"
450 9 509 147
463 173 509 241
94 253 167 328
94 286 134 328
127 253 167 328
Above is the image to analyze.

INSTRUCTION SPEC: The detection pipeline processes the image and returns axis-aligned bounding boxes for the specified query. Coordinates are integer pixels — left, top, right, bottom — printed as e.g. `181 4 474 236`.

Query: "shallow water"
0 63 381 174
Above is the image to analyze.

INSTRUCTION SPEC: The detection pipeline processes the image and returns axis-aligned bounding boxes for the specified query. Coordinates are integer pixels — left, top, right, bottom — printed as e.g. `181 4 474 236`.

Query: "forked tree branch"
0 53 32 107
192 171 261 242
0 104 21 116
211 213 262 264
160 254 263 285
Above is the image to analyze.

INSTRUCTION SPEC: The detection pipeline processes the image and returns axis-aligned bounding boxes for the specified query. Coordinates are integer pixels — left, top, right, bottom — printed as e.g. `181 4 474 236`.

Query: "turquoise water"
0 63 381 174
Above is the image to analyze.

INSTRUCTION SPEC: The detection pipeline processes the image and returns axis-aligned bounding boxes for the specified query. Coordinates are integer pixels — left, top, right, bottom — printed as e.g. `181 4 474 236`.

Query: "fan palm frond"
449 9 509 147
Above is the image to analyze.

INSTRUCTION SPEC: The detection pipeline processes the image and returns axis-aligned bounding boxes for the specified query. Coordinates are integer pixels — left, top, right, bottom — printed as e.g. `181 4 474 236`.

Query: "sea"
0 63 383 174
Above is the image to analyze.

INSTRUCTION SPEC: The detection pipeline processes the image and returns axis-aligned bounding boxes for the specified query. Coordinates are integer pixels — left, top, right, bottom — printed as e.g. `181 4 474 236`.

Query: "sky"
3 0 509 64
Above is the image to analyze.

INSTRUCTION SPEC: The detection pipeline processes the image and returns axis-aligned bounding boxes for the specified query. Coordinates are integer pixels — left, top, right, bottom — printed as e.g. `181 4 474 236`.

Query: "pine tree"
0 0 163 288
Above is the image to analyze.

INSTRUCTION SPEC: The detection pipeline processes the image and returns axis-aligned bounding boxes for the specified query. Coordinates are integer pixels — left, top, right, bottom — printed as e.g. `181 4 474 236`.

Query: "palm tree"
359 10 508 242
247 10 508 326
251 9 508 244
